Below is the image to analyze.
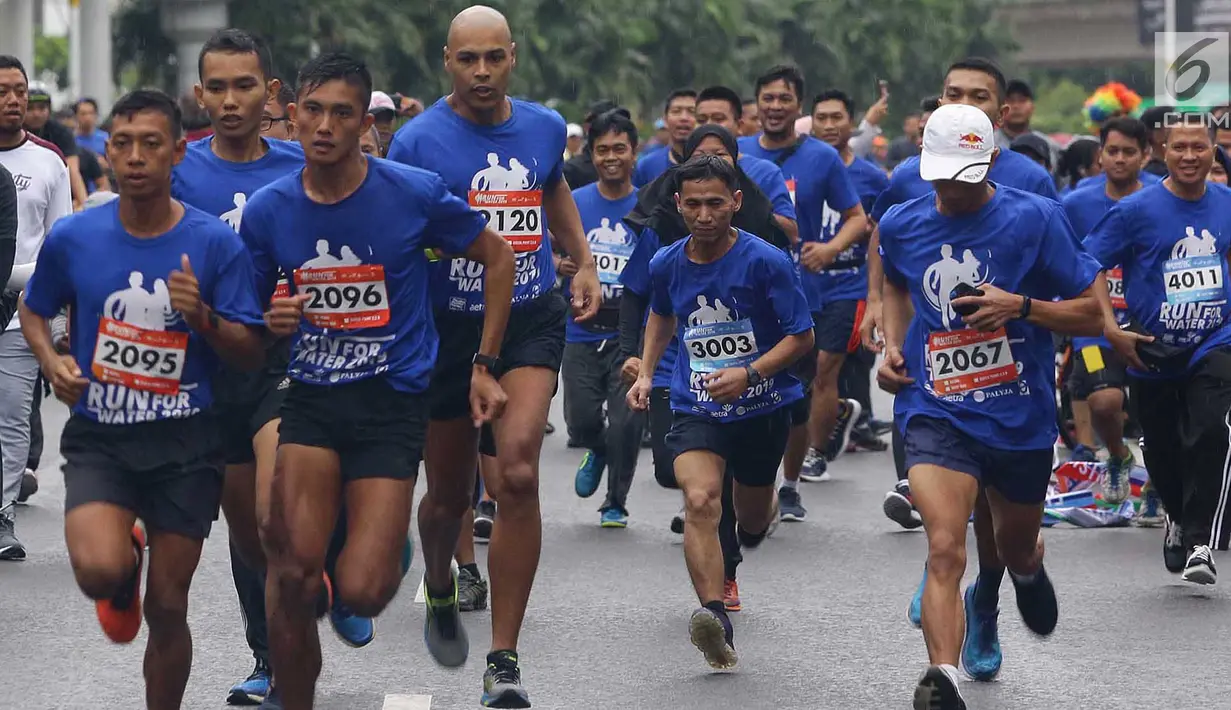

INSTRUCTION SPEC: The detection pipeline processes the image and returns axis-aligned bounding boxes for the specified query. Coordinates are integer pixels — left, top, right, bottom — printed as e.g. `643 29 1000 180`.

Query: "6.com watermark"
1155 31 1230 128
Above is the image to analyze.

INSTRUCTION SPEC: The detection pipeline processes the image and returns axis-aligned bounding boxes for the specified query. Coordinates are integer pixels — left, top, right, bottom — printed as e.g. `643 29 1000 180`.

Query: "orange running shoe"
96 523 146 643
723 578 741 612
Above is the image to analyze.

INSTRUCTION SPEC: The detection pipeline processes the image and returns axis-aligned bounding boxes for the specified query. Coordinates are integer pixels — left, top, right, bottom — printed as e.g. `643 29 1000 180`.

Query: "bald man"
387 5 601 708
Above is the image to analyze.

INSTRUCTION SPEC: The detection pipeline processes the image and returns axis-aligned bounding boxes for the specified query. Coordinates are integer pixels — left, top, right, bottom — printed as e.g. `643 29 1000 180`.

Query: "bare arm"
197 310 265 371
881 275 913 351
750 330 813 379
638 310 676 379
66 156 86 211
774 214 799 244
19 301 59 374
866 226 884 306
828 205 869 254
544 178 594 272
1023 279 1105 337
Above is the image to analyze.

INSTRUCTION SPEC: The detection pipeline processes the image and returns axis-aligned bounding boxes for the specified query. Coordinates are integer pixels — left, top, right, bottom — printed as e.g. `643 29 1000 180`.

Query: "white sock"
1009 567 1040 585
782 478 798 490
938 664 961 686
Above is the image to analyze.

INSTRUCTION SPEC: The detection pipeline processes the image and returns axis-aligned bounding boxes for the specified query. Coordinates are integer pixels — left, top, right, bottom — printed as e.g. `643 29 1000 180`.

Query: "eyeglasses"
261 116 291 132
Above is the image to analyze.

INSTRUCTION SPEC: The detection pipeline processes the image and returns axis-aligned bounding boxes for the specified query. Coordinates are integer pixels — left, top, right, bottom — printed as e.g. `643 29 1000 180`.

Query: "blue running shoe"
1068 444 1097 463
227 660 271 705
961 583 1003 681
330 604 375 648
909 564 926 628
600 508 628 528
574 451 606 498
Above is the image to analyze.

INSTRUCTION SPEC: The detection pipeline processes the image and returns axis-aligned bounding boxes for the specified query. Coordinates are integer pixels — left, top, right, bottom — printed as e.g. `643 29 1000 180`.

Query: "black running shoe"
481 651 531 708
1011 566 1058 636
474 500 496 544
913 665 966 710
1164 516 1186 573
1182 545 1217 585
824 399 862 461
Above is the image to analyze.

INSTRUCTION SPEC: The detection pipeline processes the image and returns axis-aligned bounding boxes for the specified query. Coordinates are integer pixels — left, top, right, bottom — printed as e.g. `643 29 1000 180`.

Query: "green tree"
35 35 70 89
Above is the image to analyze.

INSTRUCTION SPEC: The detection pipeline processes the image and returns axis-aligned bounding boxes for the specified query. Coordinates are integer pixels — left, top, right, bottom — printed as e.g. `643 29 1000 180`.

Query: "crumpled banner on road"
1041 461 1149 528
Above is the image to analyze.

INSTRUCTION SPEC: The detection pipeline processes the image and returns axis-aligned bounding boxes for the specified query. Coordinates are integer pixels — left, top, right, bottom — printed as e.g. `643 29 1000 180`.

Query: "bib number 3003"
294 264 390 330
684 320 759 373
91 317 188 394
927 328 1016 395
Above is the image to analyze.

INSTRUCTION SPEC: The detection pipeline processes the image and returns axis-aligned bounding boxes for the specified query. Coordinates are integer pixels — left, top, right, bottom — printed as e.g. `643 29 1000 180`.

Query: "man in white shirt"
0 56 72 560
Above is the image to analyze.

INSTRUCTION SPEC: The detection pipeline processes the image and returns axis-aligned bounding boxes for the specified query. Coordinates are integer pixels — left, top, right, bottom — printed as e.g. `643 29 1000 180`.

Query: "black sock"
972 565 1004 612
736 525 767 549
461 563 481 579
703 600 727 617
487 649 518 666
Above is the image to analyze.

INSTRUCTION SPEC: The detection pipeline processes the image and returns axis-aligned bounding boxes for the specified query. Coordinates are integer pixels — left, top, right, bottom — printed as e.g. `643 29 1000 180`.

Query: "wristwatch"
744 365 764 388
473 353 501 373
204 308 220 332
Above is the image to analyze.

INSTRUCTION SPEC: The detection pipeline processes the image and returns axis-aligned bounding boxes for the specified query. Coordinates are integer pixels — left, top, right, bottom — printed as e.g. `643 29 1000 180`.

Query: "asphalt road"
0 387 1220 709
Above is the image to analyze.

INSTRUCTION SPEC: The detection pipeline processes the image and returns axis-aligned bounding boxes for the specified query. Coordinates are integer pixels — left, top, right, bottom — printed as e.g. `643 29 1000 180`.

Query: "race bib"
92 318 188 395
294 265 390 330
470 190 543 253
685 320 758 373
1164 255 1223 305
593 242 633 285
1106 267 1126 310
785 178 796 206
927 328 1016 395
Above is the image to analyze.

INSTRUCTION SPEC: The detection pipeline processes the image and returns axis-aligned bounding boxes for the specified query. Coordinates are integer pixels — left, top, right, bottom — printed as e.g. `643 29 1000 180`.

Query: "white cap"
566 123 584 138
368 91 397 114
919 104 996 183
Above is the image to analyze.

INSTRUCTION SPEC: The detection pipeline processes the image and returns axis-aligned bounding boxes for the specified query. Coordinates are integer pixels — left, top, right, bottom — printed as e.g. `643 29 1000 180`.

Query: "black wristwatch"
1018 296 1032 320
744 365 764 388
473 353 501 373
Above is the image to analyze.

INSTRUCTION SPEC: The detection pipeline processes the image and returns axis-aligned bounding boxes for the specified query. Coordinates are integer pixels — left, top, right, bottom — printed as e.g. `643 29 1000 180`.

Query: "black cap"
1006 79 1032 100
584 100 619 124
1140 105 1174 129
1011 133 1052 171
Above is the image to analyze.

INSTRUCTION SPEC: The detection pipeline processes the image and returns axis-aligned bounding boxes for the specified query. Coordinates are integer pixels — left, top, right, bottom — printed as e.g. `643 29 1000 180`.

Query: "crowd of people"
1 4 1230 710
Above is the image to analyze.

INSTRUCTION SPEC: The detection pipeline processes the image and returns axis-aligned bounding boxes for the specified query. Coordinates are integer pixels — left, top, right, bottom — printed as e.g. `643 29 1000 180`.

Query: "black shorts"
217 373 290 465
666 407 792 488
278 377 428 481
814 299 864 355
1067 344 1127 400
429 291 567 422
61 414 225 540
901 415 1053 505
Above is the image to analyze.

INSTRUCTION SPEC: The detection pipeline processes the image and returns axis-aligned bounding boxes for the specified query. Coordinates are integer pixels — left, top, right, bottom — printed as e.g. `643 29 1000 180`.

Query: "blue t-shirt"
567 182 639 343
23 202 266 424
172 137 306 228
620 227 676 389
739 154 797 222
1072 172 1162 197
76 129 108 157
239 157 487 393
738 135 860 311
814 157 890 302
872 150 1059 222
1082 182 1231 376
387 98 564 314
648 229 813 421
633 148 673 188
879 185 1100 450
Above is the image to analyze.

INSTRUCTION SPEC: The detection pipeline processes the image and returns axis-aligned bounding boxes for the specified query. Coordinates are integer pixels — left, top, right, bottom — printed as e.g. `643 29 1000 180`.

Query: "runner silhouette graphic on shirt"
302 239 363 269
924 244 988 329
220 192 246 231
821 201 841 237
1172 226 1219 259
688 295 736 326
103 271 174 331
588 218 631 246
471 153 532 191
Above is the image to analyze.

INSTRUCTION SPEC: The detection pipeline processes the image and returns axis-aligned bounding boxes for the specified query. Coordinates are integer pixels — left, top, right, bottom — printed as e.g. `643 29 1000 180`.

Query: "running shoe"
670 506 685 535
16 469 37 503
908 564 926 628
723 579 741 612
600 507 628 528
913 665 966 710
329 604 375 647
869 418 893 436
641 427 653 449
800 448 830 482
1135 482 1164 528
544 421 555 435
960 583 1002 681
474 500 496 544
778 485 806 522
1102 450 1134 504
1010 566 1058 636
848 425 888 452
688 607 737 670
1164 516 1186 573
457 566 489 612
481 651 531 708
574 450 606 498
0 513 25 561
1068 444 1098 463
1182 545 1217 585
884 481 923 530
226 659 272 706
424 572 469 667
97 523 145 643
824 398 862 462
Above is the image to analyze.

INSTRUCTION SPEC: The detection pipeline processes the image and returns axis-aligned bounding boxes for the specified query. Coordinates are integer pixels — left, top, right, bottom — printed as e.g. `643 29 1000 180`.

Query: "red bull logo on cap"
958 132 985 150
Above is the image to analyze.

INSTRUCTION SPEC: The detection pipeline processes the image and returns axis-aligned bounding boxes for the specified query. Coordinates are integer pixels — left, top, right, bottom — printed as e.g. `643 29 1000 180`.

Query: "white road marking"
414 559 459 603
382 694 432 710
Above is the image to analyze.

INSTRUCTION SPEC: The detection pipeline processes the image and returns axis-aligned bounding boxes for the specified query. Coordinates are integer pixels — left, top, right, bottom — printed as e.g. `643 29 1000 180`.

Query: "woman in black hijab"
623 124 790 250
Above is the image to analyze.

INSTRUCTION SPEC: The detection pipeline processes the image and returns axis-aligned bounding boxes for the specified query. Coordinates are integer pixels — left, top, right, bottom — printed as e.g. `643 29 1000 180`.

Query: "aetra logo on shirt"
923 244 992 330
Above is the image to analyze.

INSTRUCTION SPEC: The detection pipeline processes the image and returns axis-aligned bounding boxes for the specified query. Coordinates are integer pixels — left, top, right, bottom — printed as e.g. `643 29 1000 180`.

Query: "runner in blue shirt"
1083 119 1231 585
632 89 696 186
1060 117 1152 506
560 110 643 527
877 104 1104 710
385 7 601 706
626 154 813 672
739 65 868 505
238 53 515 710
18 89 267 708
